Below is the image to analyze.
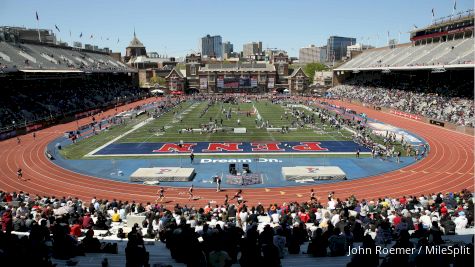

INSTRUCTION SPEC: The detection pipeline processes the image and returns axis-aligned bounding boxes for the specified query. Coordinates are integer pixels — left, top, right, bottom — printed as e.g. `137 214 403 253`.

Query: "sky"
0 0 472 57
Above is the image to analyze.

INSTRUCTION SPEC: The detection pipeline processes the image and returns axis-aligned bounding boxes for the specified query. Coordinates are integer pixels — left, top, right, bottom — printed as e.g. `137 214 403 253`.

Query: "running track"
0 98 473 206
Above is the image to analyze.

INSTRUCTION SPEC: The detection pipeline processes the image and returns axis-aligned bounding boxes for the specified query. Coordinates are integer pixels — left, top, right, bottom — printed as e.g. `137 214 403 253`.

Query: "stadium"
0 4 474 267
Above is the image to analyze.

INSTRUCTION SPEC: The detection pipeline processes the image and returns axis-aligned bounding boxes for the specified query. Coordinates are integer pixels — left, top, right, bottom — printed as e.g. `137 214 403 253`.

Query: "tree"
149 76 166 86
303 63 328 83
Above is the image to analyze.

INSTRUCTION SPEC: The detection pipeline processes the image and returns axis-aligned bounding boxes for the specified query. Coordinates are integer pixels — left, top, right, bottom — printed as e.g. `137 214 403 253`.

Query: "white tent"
150 89 164 94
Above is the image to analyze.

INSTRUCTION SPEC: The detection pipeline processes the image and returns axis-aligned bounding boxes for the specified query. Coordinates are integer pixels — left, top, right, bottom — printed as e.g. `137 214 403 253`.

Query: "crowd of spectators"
0 188 473 266
328 85 474 127
0 77 147 130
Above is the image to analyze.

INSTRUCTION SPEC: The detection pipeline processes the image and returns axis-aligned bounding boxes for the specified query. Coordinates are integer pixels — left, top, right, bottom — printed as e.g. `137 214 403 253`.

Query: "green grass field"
60 100 366 159
120 100 352 143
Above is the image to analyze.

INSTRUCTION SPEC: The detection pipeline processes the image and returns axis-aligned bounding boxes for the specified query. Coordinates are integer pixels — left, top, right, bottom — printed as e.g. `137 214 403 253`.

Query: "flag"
36 11 39 21
90 34 93 39
454 0 457 11
79 32 83 38
106 37 109 41
69 30 71 37
413 24 418 29
117 37 119 44
55 25 60 32
432 8 435 18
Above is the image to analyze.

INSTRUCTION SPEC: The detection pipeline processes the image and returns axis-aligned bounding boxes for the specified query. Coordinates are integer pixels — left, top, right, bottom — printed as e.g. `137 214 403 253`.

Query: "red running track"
0 98 473 206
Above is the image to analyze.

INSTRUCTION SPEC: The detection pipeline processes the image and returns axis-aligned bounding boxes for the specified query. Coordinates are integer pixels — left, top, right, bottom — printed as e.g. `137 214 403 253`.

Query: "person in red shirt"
1 209 13 232
82 212 94 229
70 219 82 238
393 213 402 226
399 196 407 206
298 208 310 223
440 203 448 216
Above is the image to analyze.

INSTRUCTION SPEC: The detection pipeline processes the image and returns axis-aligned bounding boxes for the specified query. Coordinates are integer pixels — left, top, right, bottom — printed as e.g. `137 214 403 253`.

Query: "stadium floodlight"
352 69 360 74
381 69 391 74
431 68 446 73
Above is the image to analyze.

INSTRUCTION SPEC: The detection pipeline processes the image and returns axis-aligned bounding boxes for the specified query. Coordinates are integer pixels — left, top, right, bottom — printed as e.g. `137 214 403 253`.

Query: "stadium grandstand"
0 26 146 140
332 10 474 128
0 5 474 267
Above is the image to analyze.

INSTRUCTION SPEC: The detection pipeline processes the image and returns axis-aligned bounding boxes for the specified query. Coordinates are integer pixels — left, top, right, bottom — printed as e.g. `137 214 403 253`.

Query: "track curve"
0 98 473 206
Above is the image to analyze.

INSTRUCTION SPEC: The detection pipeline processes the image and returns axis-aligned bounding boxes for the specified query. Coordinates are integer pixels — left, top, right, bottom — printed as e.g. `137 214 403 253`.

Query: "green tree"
303 63 328 83
149 76 166 86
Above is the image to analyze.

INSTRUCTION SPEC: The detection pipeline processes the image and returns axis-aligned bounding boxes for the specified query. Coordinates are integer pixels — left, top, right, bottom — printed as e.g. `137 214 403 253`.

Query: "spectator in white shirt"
454 212 468 230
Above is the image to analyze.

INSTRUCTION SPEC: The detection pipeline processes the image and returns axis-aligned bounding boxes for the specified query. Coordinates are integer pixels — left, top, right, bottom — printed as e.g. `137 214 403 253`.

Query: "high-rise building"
326 36 356 62
222 41 233 59
299 45 327 63
200 34 223 58
243 41 262 58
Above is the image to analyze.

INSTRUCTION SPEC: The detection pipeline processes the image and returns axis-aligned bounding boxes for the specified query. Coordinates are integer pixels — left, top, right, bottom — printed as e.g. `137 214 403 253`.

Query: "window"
278 65 285 75
190 65 196 75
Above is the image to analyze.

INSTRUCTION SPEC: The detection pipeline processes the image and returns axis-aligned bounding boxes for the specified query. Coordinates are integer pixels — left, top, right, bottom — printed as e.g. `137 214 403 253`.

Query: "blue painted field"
49 136 415 189
93 141 371 155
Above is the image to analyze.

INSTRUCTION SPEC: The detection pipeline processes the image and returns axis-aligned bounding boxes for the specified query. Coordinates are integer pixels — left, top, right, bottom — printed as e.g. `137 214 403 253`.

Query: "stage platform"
282 166 346 181
130 167 195 182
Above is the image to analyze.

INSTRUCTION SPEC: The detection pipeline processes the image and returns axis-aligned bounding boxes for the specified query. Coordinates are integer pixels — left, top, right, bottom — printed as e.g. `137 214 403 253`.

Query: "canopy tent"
150 89 164 94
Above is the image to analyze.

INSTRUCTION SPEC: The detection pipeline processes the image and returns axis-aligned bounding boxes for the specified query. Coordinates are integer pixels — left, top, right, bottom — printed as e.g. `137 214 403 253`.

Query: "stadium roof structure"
129 55 174 64
334 37 474 72
409 9 474 34
19 69 83 73
200 62 276 72
0 40 135 73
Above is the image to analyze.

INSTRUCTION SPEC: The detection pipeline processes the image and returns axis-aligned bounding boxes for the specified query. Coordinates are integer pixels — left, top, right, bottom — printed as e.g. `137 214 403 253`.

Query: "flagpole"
36 12 41 42
37 21 41 42
452 0 456 16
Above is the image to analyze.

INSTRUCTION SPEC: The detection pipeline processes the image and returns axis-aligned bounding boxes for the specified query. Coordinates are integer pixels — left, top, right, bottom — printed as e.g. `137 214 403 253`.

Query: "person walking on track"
310 189 316 201
216 176 222 192
232 189 243 204
157 187 165 202
188 184 194 200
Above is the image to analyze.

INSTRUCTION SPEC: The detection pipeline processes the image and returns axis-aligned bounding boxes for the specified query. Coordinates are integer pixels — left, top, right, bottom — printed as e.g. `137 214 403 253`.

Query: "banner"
0 130 17 140
268 77 275 89
199 78 208 89
251 76 258 87
429 119 445 127
390 110 421 120
217 76 224 88
75 109 100 119
26 123 42 132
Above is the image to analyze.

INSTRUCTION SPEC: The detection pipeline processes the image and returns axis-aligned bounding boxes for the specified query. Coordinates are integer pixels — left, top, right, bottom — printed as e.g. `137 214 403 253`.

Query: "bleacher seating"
0 41 133 73
338 38 474 70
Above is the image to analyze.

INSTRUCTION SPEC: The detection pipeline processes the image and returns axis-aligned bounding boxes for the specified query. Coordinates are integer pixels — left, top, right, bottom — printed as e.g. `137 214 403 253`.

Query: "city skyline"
0 0 472 57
